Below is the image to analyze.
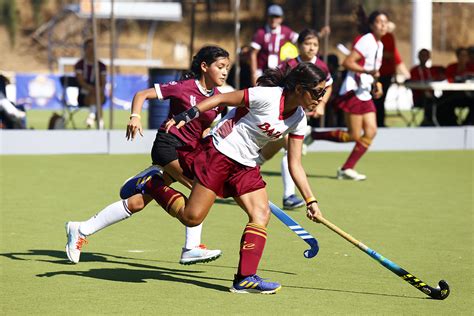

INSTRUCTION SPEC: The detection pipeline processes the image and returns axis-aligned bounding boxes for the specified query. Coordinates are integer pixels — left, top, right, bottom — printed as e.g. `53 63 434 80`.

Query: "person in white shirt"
305 10 388 181
161 62 326 294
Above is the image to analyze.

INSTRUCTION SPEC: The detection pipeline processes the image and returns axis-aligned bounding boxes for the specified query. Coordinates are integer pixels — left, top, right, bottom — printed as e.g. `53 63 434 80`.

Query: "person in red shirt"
438 47 474 125
409 48 445 126
445 47 474 83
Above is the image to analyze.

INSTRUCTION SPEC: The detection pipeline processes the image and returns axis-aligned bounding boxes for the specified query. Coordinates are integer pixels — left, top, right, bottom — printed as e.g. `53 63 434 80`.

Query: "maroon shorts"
179 137 266 198
336 91 376 114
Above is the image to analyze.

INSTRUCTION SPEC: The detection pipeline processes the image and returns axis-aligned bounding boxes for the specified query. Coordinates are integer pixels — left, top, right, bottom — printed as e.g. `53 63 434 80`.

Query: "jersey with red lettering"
154 79 223 148
210 86 307 167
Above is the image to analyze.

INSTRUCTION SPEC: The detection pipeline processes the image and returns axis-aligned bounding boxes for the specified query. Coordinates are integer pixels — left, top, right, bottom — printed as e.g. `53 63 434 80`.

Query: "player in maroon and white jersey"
158 62 326 294
305 11 388 181
65 46 230 265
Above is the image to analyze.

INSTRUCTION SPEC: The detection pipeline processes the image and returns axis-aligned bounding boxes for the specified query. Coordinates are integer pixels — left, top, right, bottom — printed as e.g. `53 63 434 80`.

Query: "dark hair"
83 38 93 49
357 6 388 34
297 28 319 45
257 62 326 92
181 45 229 80
455 47 468 57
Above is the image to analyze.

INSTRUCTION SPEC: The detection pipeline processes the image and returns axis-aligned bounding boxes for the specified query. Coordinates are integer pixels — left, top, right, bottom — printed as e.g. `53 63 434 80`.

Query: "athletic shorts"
336 91 376 114
151 131 187 166
180 137 266 198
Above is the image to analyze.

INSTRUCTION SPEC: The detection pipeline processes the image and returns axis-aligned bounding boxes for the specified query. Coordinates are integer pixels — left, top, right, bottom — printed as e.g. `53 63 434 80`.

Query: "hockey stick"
315 215 450 300
269 202 319 258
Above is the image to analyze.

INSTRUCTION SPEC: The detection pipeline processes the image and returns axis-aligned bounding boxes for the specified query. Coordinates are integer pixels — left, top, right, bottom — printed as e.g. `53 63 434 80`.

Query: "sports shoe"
119 165 163 199
229 274 281 294
65 221 87 264
283 194 305 210
179 244 222 265
337 168 367 181
85 112 96 128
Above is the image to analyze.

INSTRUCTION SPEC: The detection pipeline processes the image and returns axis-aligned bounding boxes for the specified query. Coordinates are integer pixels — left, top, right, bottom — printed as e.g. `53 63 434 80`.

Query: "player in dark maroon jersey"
65 46 230 265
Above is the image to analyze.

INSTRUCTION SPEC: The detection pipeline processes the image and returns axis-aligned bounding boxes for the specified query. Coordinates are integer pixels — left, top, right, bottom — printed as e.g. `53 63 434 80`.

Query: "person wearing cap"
249 4 299 86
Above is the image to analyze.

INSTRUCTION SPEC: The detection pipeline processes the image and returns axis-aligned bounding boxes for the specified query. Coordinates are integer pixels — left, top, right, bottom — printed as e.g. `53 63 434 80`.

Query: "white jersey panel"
339 33 383 101
210 86 307 167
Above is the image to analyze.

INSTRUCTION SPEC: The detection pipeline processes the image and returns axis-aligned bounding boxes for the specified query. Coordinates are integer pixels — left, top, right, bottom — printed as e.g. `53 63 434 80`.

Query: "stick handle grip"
316 215 365 249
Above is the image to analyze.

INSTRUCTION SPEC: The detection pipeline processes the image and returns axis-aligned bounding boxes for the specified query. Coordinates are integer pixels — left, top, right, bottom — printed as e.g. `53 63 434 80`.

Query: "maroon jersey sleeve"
74 59 84 74
154 80 185 100
251 28 265 50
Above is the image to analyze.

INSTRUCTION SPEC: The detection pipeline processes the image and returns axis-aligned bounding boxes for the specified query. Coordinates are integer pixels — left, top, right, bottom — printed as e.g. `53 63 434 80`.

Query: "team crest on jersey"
257 122 283 139
190 95 196 107
169 81 177 85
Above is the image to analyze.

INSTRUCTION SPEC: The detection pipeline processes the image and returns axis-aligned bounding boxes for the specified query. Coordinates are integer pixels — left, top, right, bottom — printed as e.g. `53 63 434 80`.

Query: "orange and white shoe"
65 221 88 263
179 244 222 265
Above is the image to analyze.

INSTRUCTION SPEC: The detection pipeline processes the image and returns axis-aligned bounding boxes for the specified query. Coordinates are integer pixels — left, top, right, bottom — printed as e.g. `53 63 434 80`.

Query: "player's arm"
343 50 376 75
164 90 245 132
75 71 93 91
126 87 158 140
250 48 259 86
287 136 323 222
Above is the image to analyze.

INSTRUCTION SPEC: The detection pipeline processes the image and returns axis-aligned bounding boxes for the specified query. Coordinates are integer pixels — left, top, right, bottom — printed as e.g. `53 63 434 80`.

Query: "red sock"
312 130 351 142
144 175 186 217
342 137 371 170
237 223 267 278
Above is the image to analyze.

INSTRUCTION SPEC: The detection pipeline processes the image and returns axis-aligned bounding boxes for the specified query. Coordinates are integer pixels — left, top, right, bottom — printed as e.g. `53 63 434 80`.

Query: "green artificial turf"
0 151 472 314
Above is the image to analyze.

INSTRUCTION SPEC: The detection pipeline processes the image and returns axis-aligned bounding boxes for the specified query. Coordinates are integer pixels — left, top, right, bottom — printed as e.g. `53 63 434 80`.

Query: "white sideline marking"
127 250 145 253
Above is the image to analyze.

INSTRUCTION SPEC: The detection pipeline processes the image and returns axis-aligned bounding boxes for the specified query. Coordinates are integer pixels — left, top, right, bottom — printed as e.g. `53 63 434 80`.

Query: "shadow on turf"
284 284 424 300
2 250 424 297
37 267 230 291
261 170 337 180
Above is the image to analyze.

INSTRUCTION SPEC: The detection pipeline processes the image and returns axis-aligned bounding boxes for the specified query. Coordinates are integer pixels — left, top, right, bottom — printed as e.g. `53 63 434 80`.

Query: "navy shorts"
151 131 186 166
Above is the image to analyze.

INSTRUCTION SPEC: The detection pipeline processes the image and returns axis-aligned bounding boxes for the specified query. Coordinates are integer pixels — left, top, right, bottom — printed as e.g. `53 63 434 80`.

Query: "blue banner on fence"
15 73 149 110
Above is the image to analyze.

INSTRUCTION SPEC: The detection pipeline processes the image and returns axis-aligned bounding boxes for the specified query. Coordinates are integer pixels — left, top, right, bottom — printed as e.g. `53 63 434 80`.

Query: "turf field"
0 151 472 314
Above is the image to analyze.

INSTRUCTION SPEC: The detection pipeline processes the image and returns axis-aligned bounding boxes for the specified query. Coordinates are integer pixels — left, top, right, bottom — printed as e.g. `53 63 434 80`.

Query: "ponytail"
257 62 326 92
256 67 288 87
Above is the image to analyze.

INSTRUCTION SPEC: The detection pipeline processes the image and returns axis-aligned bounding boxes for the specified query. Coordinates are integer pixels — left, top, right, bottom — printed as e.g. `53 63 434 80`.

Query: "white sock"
282 152 296 199
79 200 132 236
184 223 203 249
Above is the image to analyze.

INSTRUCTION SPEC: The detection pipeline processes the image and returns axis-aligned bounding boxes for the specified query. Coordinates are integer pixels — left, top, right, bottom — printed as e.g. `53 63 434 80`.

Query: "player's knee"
179 212 203 227
126 196 146 213
249 204 271 226
364 127 377 140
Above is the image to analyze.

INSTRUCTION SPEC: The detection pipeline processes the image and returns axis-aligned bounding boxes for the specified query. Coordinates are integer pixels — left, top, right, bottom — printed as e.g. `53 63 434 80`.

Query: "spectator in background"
228 45 253 90
468 46 474 69
250 4 298 86
437 47 474 125
409 48 445 126
445 47 474 83
325 54 345 127
372 21 410 127
75 38 107 128
249 4 330 86
0 74 26 129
